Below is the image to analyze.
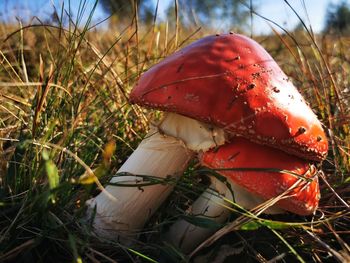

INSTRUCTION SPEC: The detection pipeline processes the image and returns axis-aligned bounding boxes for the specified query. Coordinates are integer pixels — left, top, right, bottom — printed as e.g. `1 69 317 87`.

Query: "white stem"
86 113 226 241
165 177 284 253
87 131 193 240
164 177 233 253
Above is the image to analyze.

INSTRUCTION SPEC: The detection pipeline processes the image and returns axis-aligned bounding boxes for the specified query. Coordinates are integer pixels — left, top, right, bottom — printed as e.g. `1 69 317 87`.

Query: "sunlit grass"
0 1 349 262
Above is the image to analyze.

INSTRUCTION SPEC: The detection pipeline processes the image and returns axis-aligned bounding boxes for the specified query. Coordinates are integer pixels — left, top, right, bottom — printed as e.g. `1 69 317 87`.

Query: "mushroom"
201 137 320 215
165 137 320 253
86 33 328 245
130 33 327 161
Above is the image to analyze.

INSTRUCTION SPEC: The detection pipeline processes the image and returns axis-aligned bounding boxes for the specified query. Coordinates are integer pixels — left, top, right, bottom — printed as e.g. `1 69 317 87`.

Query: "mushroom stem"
165 136 321 254
86 113 226 241
164 177 232 254
164 176 284 253
87 131 193 241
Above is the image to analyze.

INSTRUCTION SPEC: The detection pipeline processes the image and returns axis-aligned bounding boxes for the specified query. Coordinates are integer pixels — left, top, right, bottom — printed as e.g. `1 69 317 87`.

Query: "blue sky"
0 0 345 34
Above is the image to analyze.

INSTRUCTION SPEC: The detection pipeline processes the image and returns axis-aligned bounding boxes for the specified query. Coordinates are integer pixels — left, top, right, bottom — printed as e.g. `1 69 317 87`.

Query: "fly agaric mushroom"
87 33 328 244
130 33 328 161
166 137 320 253
201 138 320 215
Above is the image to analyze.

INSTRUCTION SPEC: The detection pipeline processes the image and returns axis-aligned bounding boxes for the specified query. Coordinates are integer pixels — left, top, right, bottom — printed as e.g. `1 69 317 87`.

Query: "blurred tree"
177 0 251 30
324 1 350 34
99 0 154 24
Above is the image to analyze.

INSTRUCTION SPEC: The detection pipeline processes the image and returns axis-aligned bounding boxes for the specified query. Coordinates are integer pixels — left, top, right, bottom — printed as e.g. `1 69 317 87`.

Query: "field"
0 2 349 262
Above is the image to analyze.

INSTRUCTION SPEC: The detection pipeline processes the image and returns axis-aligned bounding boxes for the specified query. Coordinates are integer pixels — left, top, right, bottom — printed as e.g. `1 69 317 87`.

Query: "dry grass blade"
0 239 35 262
32 140 117 201
0 93 31 106
87 247 119 263
304 230 347 262
174 0 179 47
32 63 54 136
319 171 349 209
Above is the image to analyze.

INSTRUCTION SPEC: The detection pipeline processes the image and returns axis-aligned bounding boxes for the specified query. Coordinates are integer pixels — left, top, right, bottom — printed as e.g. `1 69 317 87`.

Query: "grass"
0 1 350 262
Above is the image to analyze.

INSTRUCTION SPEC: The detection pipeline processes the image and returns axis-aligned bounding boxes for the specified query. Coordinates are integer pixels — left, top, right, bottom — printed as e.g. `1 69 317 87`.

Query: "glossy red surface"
130 33 328 161
200 137 320 215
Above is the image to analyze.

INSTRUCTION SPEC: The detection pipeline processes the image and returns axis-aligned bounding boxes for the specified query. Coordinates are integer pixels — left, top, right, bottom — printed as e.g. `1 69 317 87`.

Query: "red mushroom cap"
130 33 328 161
200 137 320 215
